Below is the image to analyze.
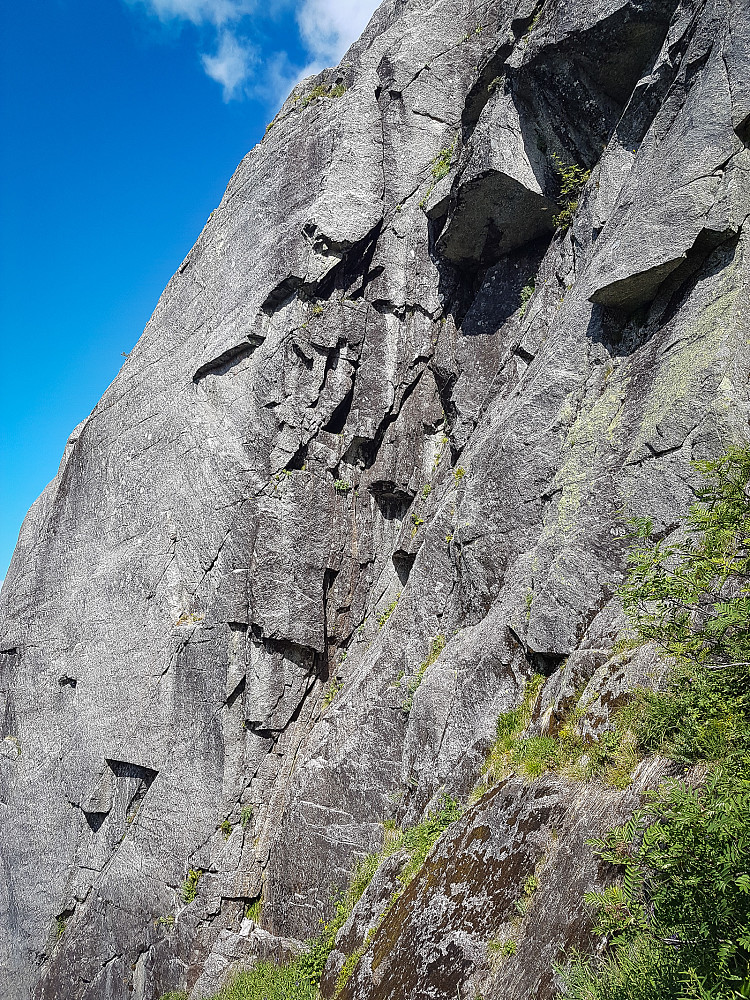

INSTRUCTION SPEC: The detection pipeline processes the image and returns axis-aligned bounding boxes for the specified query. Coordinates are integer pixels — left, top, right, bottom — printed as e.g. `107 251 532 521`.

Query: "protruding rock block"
437 91 557 266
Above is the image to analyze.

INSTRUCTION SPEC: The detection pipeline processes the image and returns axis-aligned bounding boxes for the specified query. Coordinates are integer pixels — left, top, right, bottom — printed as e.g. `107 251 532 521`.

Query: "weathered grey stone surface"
327 759 678 1000
188 921 303 999
0 0 749 997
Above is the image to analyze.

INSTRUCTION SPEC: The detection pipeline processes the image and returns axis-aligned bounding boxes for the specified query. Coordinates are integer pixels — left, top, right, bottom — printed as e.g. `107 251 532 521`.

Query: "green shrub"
560 770 750 999
240 805 253 829
181 869 201 904
621 447 750 673
559 939 683 1000
559 444 750 1000
333 479 352 493
617 447 750 768
479 447 750 800
551 154 591 231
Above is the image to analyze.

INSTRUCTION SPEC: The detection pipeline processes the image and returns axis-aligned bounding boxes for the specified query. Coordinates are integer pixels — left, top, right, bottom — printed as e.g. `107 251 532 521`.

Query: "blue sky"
0 0 379 581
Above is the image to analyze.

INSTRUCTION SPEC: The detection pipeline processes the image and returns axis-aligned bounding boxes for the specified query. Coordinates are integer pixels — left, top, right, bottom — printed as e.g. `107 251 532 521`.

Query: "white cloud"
296 0 378 63
252 49 308 103
124 0 380 103
201 30 257 99
128 0 254 27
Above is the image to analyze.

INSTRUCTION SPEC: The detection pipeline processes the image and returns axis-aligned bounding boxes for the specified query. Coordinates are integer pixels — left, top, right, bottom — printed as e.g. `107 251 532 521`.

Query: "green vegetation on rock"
519 280 535 316
197 796 462 1000
551 154 591 231
296 83 346 110
560 445 750 1000
617 446 750 766
482 697 639 790
377 596 399 628
420 140 457 208
431 143 455 182
180 869 201 904
322 676 343 712
561 771 750 1000
401 635 445 713
204 962 317 1000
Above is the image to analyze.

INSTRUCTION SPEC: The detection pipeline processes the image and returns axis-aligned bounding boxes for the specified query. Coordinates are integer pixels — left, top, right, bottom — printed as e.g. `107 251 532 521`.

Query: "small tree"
581 769 750 997
621 446 750 673
619 446 750 766
559 445 750 1000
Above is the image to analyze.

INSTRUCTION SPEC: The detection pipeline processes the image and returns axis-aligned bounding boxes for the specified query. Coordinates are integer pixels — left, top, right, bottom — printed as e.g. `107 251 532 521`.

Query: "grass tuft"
402 635 446 713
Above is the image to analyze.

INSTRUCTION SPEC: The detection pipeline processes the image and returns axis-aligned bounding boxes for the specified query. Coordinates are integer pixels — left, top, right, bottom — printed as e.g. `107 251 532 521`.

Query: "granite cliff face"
1 0 749 997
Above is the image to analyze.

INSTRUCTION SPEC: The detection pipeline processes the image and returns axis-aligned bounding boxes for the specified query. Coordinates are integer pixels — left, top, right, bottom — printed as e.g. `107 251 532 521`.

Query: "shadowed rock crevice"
193 336 265 383
460 40 517 137
510 0 682 160
323 379 356 435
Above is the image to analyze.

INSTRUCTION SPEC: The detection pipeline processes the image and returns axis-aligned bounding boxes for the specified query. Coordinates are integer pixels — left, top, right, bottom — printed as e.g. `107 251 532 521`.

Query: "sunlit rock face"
1 0 748 998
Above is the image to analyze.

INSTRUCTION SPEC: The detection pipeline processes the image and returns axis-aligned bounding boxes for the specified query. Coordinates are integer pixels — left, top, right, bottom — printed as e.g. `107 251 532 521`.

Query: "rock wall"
0 0 748 997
